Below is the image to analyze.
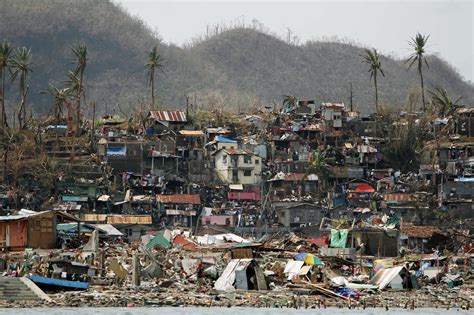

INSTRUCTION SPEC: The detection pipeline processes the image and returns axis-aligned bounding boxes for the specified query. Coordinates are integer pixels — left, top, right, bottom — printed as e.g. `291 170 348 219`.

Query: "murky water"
0 307 470 315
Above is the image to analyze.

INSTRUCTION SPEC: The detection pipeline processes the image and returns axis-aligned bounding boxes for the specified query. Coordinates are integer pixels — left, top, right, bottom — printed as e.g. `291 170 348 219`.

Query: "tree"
145 46 165 107
361 48 385 113
305 149 332 194
10 47 32 129
0 39 14 128
70 43 87 130
282 95 297 112
406 33 430 111
429 87 462 117
41 85 71 122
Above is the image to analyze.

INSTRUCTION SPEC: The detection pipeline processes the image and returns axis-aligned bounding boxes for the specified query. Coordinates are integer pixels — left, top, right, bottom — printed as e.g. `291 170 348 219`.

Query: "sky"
118 0 474 82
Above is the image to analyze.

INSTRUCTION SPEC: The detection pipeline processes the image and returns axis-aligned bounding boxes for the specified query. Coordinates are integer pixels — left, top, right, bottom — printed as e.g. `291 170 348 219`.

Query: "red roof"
223 149 254 155
157 194 201 205
173 234 198 249
148 110 187 122
354 183 375 193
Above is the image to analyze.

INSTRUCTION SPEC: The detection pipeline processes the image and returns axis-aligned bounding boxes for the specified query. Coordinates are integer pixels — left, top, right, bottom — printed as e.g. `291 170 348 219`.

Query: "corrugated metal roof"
157 194 201 205
0 210 49 221
149 110 187 122
82 214 108 222
106 215 152 225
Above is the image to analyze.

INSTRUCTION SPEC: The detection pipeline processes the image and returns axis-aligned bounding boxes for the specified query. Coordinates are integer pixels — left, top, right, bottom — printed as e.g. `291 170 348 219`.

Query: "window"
255 159 259 165
244 155 252 164
222 146 226 150
222 155 227 163
126 228 133 236
244 170 252 176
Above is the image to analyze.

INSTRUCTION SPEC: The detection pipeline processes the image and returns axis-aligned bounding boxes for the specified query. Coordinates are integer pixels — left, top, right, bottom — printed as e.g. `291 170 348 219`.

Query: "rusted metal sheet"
401 225 440 239
157 194 201 205
148 110 187 122
383 193 416 202
106 215 152 225
82 214 108 223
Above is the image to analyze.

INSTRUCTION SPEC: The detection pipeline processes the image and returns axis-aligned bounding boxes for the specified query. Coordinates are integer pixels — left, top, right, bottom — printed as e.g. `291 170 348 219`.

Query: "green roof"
146 234 171 249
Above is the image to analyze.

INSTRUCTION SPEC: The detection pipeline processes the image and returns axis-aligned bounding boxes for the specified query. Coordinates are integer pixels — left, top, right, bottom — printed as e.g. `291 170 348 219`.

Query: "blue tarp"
47 125 67 129
107 147 127 157
28 276 89 289
217 136 237 143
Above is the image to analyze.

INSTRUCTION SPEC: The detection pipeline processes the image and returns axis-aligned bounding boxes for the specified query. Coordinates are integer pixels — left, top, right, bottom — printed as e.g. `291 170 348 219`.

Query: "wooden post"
132 253 140 286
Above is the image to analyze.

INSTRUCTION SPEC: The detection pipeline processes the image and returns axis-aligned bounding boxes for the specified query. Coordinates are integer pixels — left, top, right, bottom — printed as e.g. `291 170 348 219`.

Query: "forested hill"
1 0 473 116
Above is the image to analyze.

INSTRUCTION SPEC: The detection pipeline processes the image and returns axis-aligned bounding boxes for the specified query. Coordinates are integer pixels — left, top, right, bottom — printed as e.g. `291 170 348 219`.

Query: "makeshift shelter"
214 259 267 291
0 210 78 250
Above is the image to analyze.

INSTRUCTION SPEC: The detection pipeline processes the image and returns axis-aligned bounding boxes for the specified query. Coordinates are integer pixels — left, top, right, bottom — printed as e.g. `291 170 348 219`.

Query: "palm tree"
65 70 82 128
41 85 71 123
361 48 385 113
0 39 14 129
305 149 332 194
70 43 87 130
10 47 32 129
429 87 462 117
145 46 165 107
406 33 430 111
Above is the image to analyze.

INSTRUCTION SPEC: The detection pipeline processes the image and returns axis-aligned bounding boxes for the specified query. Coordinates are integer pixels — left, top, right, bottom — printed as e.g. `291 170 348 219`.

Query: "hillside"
1 0 473 116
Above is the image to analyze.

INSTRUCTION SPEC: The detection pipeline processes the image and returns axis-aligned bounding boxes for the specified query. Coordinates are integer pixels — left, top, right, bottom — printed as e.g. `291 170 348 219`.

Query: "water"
0 307 470 315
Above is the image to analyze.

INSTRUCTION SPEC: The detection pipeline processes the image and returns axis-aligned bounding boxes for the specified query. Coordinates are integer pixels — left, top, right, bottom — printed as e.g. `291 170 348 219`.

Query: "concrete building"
213 149 262 185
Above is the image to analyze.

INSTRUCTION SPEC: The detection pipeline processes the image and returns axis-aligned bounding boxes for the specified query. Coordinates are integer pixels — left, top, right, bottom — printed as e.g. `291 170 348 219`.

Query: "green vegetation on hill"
1 0 473 117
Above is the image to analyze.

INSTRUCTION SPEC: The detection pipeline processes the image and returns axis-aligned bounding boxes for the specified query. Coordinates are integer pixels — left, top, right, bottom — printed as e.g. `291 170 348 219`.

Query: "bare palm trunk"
419 60 426 111
151 70 155 108
0 69 8 128
76 71 83 131
374 72 378 114
18 81 25 129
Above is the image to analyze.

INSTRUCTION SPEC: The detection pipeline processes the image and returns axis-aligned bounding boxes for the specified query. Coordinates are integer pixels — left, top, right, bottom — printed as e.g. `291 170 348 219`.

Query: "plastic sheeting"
330 229 348 248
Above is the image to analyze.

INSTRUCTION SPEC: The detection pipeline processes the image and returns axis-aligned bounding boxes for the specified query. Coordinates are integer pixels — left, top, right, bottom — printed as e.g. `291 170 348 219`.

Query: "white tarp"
283 260 304 281
196 233 251 245
214 259 252 292
369 266 406 290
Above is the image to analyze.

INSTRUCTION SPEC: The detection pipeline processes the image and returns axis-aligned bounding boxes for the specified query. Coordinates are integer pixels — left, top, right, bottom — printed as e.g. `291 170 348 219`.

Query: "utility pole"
349 79 354 112
91 101 96 152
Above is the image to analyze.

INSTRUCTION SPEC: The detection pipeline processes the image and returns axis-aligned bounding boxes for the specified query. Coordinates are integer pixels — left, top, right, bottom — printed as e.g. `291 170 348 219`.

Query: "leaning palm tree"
10 47 32 129
0 39 14 128
41 85 71 123
429 87 462 117
361 48 385 113
71 43 87 130
406 33 430 111
145 46 165 107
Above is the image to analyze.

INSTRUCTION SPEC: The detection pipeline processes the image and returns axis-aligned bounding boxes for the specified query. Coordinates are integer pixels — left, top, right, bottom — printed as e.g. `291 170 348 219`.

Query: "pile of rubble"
0 230 473 310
